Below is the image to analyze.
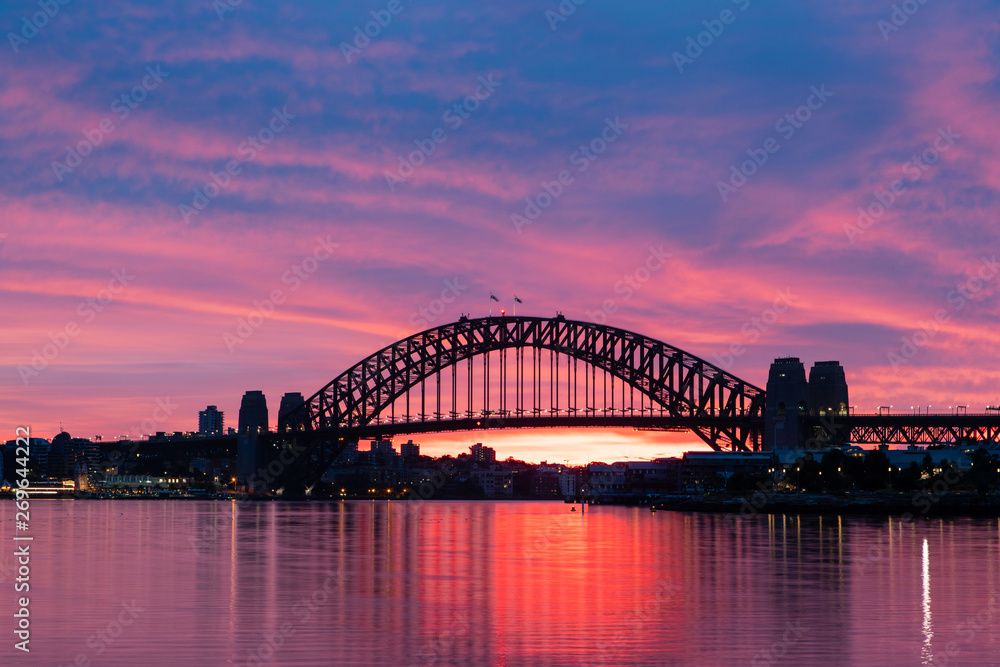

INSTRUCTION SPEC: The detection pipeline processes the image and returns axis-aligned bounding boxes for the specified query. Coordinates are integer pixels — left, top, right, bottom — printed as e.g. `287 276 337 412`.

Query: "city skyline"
4 1 1000 464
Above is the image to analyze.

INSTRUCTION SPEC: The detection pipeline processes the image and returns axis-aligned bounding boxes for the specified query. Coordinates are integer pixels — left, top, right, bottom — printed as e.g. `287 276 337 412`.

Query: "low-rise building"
885 445 974 471
680 451 777 492
471 469 513 498
586 462 628 501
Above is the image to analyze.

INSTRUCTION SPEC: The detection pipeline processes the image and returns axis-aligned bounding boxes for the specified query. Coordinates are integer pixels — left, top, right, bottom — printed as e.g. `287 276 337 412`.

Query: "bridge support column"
236 389 270 493
236 429 265 492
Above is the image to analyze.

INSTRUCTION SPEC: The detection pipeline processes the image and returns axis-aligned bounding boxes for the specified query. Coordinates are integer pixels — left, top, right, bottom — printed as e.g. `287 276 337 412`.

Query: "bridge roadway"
303 413 758 440
806 413 1000 447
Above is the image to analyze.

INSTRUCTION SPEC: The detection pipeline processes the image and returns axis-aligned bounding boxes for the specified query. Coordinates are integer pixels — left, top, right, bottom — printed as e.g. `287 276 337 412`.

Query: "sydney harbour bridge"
243 314 1000 494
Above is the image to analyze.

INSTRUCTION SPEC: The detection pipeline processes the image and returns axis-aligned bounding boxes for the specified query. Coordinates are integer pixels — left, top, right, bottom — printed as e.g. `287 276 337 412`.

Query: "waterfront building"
401 440 420 460
627 459 682 496
680 451 776 492
586 462 628 501
471 469 513 498
559 470 578 498
884 444 974 471
470 443 496 464
198 405 224 436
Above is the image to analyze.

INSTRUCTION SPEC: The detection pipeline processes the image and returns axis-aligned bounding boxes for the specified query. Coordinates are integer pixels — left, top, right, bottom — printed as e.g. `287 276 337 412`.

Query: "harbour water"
2 500 998 666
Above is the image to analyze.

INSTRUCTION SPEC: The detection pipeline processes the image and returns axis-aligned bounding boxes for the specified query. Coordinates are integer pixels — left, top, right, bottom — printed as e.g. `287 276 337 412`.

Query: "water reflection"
2 501 998 666
921 538 933 665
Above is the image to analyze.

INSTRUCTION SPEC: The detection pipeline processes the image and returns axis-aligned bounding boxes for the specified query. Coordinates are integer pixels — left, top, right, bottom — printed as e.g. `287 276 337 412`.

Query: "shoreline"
651 492 1000 517
5 491 1000 517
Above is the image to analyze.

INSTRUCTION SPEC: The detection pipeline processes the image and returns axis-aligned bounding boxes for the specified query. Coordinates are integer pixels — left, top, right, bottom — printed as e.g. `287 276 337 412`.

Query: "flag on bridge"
513 295 523 304
489 291 500 317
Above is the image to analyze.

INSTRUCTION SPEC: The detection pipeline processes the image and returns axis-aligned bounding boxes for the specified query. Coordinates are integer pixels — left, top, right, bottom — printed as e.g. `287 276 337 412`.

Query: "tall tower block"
764 357 809 450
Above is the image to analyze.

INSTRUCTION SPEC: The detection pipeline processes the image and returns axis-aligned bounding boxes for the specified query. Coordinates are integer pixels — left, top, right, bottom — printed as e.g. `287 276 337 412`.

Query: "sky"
2 0 1000 463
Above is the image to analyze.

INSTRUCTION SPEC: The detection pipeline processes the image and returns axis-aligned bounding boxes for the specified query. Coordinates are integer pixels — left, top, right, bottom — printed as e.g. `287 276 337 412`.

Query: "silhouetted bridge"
804 412 1000 448
246 315 1000 494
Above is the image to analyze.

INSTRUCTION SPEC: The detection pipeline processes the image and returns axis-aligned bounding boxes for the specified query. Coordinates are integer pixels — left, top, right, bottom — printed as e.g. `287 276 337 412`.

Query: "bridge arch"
280 315 765 452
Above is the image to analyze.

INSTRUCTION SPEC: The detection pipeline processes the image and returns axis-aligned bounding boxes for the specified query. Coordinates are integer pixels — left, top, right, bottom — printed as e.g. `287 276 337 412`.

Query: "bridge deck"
804 413 1000 447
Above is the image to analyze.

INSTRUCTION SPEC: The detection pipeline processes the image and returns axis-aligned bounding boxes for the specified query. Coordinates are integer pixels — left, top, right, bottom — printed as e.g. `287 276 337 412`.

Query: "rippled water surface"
2 500 999 666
